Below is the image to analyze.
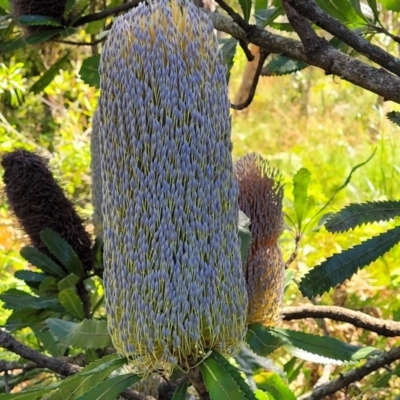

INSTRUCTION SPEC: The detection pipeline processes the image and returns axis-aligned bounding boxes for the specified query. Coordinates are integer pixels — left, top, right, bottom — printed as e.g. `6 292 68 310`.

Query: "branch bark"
282 305 400 337
208 12 400 104
303 346 400 400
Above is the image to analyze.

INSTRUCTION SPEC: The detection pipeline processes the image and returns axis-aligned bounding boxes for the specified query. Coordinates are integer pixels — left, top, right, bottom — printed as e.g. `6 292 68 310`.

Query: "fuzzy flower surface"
99 0 247 374
234 153 284 325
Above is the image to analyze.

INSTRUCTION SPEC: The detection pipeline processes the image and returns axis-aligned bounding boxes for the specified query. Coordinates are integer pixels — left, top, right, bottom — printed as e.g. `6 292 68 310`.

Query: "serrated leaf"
48 354 124 400
264 56 308 76
46 318 112 349
59 288 85 319
30 53 70 94
270 328 378 364
79 54 100 88
0 289 59 310
199 356 252 400
292 168 311 230
387 111 400 127
300 226 400 298
254 372 296 400
172 379 189 400
254 6 283 28
58 273 80 290
0 385 59 399
39 276 59 295
220 37 238 82
20 246 66 278
5 308 54 330
211 351 257 400
235 344 278 375
18 15 62 26
239 210 252 264
238 0 252 21
326 201 400 232
246 323 283 357
32 326 68 357
14 270 46 287
76 373 140 400
40 229 84 277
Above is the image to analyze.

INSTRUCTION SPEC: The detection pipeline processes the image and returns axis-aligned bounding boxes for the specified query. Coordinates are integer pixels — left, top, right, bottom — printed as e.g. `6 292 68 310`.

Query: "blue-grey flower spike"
99 0 248 374
90 110 103 236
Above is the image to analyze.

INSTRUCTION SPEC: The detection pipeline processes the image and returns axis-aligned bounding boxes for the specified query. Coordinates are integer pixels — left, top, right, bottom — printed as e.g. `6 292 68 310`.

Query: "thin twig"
231 50 269 110
54 37 106 46
282 305 400 337
239 39 255 62
303 346 400 400
214 0 250 31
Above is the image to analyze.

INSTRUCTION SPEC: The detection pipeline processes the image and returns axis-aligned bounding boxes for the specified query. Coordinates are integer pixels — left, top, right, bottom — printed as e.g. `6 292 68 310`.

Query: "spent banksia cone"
1 150 93 274
99 0 248 374
234 153 285 326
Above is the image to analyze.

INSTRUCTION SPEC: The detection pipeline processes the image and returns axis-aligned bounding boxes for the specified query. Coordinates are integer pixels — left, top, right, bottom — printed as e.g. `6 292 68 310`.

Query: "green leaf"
0 0 9 11
254 372 296 400
14 270 46 287
76 373 140 400
387 111 400 127
264 55 308 76
20 246 66 278
254 0 267 13
238 0 252 21
239 210 252 264
30 53 70 94
40 229 84 277
46 318 113 349
172 379 189 400
0 289 59 310
58 273 80 290
270 328 378 364
18 15 62 27
292 168 311 230
220 37 238 82
39 276 59 295
5 308 54 330
59 288 85 319
300 226 400 298
326 201 400 232
366 0 379 21
32 326 68 357
246 323 283 357
381 0 400 11
79 55 100 88
48 354 125 400
199 354 254 400
211 351 257 399
0 385 58 399
254 6 283 28
254 390 273 400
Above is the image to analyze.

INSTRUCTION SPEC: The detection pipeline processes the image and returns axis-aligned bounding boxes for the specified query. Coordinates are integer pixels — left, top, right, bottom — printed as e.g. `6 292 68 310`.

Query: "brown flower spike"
234 153 285 325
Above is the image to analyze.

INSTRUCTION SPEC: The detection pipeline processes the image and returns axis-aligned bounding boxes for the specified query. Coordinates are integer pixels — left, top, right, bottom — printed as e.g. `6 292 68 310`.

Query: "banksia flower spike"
90 110 103 236
1 150 93 274
99 0 248 374
234 153 285 326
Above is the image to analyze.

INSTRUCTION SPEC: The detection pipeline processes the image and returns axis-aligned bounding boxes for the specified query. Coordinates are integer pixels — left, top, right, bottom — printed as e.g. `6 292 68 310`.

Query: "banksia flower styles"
90 110 103 236
1 150 93 274
99 0 247 374
234 154 285 326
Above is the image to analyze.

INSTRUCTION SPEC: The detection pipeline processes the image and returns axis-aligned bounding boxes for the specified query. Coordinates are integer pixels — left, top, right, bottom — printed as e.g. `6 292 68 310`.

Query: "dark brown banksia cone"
234 153 285 326
1 150 93 273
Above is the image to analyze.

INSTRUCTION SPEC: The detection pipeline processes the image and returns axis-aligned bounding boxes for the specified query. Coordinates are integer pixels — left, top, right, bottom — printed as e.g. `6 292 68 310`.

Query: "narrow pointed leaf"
292 168 311 230
58 288 85 319
211 351 257 400
76 373 140 400
300 226 400 298
270 328 378 364
0 289 59 310
220 37 238 81
254 372 296 400
387 111 400 127
246 323 283 356
48 354 124 400
14 270 46 286
199 357 251 400
326 201 400 232
18 15 62 26
46 318 112 349
20 246 66 277
238 0 252 21
172 380 189 400
264 56 308 76
40 228 84 277
58 273 80 290
0 385 59 399
30 53 70 94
